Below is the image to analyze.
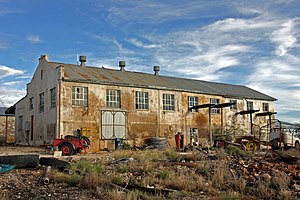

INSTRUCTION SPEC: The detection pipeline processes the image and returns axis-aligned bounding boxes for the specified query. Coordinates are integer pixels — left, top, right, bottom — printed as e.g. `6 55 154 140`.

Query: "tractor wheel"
246 141 256 151
271 139 280 150
81 136 91 147
60 143 75 156
295 141 300 151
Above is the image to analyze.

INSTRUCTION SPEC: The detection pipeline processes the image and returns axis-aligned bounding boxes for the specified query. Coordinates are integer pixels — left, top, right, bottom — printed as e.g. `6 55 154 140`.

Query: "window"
210 98 220 114
188 96 198 112
263 103 269 112
135 91 149 110
247 101 253 110
72 86 88 106
29 97 34 110
106 89 121 108
18 115 23 131
50 88 56 108
39 93 44 112
41 70 43 80
230 100 237 110
163 94 175 111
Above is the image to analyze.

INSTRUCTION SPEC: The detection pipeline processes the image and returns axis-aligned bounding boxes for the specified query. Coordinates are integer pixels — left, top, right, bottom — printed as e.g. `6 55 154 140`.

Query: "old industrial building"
13 55 276 151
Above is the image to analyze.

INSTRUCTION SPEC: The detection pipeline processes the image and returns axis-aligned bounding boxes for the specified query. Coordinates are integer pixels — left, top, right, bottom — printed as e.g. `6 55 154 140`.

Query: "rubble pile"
0 146 299 199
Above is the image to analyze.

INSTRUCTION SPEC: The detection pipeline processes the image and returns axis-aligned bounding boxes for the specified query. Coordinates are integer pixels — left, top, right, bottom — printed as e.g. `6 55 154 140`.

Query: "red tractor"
52 135 90 156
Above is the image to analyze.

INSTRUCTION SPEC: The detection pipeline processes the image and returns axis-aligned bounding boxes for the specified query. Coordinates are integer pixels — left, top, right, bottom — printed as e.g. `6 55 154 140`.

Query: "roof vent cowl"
79 56 86 67
154 65 160 76
119 61 125 71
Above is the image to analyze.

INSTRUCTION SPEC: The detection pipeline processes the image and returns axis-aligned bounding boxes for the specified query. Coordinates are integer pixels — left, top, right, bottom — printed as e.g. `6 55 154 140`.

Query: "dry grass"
232 177 246 194
47 149 295 199
212 166 225 189
163 172 208 192
250 171 291 200
0 190 9 200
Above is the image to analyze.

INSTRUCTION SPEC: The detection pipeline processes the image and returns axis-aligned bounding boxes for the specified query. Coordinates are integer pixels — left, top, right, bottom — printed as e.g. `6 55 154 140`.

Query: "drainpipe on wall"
5 114 8 143
156 89 160 137
57 66 62 139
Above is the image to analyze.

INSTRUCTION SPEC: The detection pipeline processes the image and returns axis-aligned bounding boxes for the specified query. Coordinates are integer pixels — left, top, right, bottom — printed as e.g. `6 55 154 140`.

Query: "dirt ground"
0 146 47 155
0 146 299 200
0 146 104 200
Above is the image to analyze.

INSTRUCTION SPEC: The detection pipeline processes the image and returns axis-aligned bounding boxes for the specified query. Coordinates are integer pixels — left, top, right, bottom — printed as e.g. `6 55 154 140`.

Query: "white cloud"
0 87 25 106
26 35 41 44
105 0 222 24
88 33 136 55
0 65 24 78
3 81 23 86
128 38 160 49
247 54 300 122
270 20 297 56
89 0 300 122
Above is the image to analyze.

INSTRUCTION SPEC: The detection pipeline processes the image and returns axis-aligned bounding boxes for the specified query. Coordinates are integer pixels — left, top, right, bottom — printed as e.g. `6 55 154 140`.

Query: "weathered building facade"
14 55 276 151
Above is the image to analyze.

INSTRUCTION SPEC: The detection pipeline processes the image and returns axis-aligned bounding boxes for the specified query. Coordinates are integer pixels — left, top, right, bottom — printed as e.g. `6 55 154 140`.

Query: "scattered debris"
0 164 15 173
41 166 51 185
143 137 167 149
112 157 134 164
39 157 70 169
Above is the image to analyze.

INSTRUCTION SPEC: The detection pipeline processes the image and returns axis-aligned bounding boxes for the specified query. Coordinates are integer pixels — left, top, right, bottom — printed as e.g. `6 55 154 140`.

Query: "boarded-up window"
101 111 126 139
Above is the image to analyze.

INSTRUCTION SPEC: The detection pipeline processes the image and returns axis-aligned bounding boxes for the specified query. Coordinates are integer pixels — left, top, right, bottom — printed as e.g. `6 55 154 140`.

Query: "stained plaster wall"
15 57 59 145
59 81 275 150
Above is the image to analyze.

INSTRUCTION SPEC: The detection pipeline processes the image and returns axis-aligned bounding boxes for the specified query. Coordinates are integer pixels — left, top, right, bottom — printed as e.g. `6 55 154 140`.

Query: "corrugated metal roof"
50 62 276 101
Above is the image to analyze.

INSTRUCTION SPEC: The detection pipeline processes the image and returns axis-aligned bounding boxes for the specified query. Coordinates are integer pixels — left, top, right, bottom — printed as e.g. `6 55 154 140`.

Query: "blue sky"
0 0 299 123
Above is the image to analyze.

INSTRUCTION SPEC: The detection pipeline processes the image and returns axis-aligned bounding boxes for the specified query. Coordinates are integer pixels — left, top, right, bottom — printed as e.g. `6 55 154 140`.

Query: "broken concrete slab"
0 154 39 168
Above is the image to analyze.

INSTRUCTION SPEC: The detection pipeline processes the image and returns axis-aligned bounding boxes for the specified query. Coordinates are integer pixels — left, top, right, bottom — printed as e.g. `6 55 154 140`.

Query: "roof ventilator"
154 66 160 76
79 56 86 67
119 61 125 71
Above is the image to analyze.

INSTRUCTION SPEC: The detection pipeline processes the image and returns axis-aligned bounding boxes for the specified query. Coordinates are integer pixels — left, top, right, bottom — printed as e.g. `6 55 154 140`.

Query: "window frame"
39 93 44 112
135 91 149 110
262 103 269 112
188 96 198 112
163 94 175 111
106 89 121 108
247 101 253 110
50 87 56 108
41 70 43 80
29 97 34 110
229 100 237 110
210 98 220 114
72 86 88 107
